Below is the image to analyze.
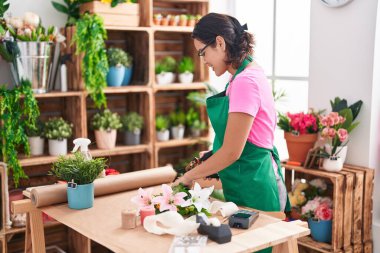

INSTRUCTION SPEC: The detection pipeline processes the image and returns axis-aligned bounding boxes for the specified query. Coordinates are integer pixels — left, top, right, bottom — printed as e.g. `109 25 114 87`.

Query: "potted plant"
277 111 319 164
106 47 128 87
91 109 122 149
50 152 107 210
155 56 176 85
121 112 144 145
44 118 73 156
319 98 362 171
301 196 333 243
169 15 179 26
153 13 162 25
156 115 170 141
169 110 186 140
187 15 196 26
122 50 133 86
195 14 202 23
161 15 169 26
186 108 206 137
179 14 188 26
178 57 194 83
25 119 45 156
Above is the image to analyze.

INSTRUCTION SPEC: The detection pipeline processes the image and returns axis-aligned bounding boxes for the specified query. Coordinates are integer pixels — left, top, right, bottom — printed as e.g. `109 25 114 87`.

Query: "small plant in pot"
169 110 186 140
153 13 162 25
91 109 122 150
155 56 176 85
121 112 144 145
44 118 73 156
156 115 170 141
178 56 194 83
122 50 133 86
25 119 45 156
50 152 107 210
179 14 188 26
186 108 206 137
106 47 130 87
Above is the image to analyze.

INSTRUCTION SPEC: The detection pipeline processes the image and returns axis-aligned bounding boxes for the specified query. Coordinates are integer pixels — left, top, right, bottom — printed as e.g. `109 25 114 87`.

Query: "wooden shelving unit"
1 0 209 252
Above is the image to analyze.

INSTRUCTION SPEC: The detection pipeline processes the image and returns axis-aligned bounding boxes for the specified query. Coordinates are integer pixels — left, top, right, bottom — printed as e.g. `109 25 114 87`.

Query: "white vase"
324 145 348 163
156 129 170 141
28 136 44 156
156 72 175 85
178 72 194 83
48 139 67 156
190 128 201 137
322 156 344 172
171 125 185 139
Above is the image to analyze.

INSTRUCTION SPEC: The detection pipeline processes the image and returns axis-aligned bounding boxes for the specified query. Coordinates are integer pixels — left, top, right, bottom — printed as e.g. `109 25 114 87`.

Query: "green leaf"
346 121 359 133
52 1 69 14
339 108 353 130
349 100 363 121
331 97 347 112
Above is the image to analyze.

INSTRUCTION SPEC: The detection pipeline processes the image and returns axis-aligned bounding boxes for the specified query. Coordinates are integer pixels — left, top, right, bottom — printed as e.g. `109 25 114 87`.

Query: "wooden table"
12 188 309 253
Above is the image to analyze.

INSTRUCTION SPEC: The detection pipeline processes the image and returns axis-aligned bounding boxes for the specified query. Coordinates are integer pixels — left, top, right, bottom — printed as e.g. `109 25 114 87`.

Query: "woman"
174 13 289 216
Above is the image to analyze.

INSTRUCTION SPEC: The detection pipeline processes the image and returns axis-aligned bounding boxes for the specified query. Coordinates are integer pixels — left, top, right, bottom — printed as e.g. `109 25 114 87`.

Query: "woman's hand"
172 174 193 187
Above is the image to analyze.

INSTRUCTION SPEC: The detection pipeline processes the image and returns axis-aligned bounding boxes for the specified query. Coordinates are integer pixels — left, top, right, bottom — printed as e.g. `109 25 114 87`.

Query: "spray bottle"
72 138 92 160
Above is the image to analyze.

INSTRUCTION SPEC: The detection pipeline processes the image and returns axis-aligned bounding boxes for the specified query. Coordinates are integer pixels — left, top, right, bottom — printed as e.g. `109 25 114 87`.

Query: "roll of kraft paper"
31 165 176 208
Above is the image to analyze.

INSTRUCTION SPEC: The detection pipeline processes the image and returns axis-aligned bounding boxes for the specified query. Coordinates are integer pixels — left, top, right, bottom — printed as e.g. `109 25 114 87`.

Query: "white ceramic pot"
190 128 201 137
324 145 348 163
171 125 185 139
95 129 117 149
48 139 67 156
179 72 194 83
322 156 344 172
156 129 170 141
28 136 44 156
156 72 175 85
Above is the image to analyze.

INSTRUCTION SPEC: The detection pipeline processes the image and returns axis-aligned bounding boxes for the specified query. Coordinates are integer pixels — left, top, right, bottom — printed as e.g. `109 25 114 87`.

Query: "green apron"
206 57 290 253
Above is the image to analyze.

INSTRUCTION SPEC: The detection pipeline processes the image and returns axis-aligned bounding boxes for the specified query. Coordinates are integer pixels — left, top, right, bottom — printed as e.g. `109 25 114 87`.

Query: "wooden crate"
154 31 209 86
86 91 152 148
283 164 346 252
80 1 140 27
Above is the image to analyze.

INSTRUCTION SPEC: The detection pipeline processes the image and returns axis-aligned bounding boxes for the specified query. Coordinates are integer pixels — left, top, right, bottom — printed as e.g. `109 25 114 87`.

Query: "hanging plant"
0 79 40 186
73 12 108 109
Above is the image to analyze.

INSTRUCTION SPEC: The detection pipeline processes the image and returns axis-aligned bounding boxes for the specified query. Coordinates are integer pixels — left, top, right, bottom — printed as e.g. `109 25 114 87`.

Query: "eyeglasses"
197 40 214 57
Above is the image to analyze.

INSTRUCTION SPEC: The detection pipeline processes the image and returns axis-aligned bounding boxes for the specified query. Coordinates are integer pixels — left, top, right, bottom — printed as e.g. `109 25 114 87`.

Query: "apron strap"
224 56 253 90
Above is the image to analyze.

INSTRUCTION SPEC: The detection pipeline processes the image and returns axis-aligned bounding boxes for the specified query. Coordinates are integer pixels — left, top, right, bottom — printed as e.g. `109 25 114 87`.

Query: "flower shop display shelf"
282 163 374 253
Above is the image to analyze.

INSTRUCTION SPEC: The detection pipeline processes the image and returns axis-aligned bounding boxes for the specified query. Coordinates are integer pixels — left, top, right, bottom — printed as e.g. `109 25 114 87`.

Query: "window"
234 0 311 159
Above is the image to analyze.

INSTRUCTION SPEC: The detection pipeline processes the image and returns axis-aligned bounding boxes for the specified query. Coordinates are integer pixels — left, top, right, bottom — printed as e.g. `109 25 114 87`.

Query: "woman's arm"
174 112 254 185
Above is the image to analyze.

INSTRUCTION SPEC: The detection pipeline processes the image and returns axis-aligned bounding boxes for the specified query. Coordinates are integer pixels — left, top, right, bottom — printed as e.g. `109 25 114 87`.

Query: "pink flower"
337 128 348 142
329 112 340 125
339 116 346 124
328 128 336 138
314 203 333 220
131 188 154 210
321 127 329 138
152 184 187 212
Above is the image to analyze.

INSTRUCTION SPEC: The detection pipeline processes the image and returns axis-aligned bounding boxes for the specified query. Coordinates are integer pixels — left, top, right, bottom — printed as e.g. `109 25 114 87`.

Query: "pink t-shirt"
226 66 276 149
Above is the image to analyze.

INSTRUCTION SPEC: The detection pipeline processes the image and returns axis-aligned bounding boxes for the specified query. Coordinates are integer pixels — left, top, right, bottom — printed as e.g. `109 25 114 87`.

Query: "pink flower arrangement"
301 196 333 221
278 111 319 135
320 112 349 156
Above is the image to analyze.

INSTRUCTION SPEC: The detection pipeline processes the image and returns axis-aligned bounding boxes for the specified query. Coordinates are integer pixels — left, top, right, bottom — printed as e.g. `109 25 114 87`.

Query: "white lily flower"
181 182 214 212
9 17 24 29
24 12 40 28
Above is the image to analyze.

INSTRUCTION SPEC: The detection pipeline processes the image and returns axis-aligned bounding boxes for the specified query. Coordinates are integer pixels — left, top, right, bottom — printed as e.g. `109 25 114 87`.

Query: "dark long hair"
192 13 255 69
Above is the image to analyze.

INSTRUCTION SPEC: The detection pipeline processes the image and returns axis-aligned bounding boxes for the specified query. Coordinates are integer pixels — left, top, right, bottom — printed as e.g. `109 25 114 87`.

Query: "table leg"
272 238 298 253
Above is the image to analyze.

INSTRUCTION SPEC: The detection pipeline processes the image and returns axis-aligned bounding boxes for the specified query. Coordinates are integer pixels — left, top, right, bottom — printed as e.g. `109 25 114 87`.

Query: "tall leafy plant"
0 0 9 18
73 13 108 109
0 80 40 186
51 0 91 26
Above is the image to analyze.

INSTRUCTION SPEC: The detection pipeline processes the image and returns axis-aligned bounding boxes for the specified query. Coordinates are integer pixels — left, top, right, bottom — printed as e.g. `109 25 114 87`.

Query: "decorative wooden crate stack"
282 163 374 253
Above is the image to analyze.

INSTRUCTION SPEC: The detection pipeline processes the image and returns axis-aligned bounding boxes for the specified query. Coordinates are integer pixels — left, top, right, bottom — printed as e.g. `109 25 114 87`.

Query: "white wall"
308 0 380 251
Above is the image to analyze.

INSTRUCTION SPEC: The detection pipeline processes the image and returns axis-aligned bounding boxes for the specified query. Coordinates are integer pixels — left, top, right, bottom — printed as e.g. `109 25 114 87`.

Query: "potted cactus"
156 115 170 141
155 56 176 85
50 152 107 210
25 119 45 156
179 14 188 26
121 112 144 145
91 109 122 149
44 118 73 156
178 56 194 83
169 110 186 140
106 47 130 87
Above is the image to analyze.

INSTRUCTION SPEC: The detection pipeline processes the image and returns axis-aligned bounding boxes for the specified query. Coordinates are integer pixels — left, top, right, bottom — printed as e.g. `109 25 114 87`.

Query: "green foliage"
179 14 187 21
210 189 225 202
51 0 92 26
25 119 44 137
107 47 132 67
111 0 138 7
73 13 108 109
121 112 144 132
177 56 194 74
155 115 169 131
0 79 40 186
330 97 363 133
155 56 176 74
277 113 290 132
91 109 122 131
169 110 186 126
44 117 73 140
186 83 218 107
172 183 211 217
0 0 9 18
185 107 199 127
272 84 286 102
50 152 107 185
191 120 206 131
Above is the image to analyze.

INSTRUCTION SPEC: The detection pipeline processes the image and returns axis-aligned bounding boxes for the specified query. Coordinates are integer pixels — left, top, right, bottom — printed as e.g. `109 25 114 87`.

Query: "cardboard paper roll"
31 165 176 207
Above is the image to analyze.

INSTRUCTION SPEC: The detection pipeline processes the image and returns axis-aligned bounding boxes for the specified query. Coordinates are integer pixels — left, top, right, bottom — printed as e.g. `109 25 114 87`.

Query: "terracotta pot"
284 132 317 164
95 129 117 149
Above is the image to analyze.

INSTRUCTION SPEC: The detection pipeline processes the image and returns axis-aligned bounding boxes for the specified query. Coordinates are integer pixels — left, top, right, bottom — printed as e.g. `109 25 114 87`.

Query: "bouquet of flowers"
319 112 348 157
301 196 333 221
131 182 214 217
277 110 319 135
